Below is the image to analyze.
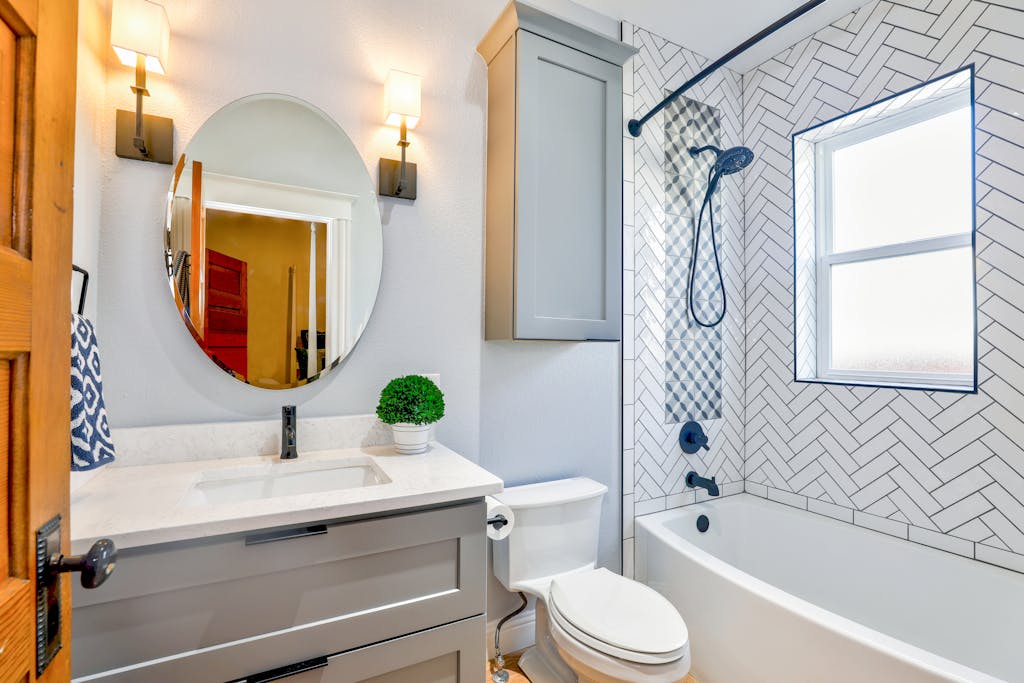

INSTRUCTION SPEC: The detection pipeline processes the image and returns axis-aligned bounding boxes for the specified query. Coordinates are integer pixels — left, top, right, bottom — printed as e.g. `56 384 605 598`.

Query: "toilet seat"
548 568 689 666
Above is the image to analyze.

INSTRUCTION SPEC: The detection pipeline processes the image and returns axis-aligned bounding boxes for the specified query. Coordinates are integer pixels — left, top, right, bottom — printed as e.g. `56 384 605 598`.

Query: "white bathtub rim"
636 495 1004 683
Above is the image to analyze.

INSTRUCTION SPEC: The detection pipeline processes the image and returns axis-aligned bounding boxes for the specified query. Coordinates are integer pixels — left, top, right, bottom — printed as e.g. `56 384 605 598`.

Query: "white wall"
75 0 623 620
73 0 109 321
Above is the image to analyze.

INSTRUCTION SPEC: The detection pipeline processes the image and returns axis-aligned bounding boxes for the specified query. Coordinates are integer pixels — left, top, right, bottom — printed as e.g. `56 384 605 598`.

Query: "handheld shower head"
689 144 754 176
689 144 754 196
682 143 756 328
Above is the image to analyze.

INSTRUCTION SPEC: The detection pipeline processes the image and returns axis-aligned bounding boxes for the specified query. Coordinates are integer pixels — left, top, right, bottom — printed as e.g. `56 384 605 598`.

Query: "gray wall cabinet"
478 3 635 341
71 501 486 682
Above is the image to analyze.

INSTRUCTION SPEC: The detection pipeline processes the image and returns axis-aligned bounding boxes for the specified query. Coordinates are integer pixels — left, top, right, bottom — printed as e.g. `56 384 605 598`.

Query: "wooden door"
0 0 78 681
204 248 248 378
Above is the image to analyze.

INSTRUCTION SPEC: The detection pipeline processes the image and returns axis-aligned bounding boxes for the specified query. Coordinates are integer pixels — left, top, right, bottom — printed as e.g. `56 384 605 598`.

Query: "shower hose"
688 164 728 328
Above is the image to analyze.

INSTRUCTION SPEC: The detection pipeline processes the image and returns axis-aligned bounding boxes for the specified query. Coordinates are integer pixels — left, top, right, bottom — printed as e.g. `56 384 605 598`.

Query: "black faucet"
281 405 298 459
686 471 719 496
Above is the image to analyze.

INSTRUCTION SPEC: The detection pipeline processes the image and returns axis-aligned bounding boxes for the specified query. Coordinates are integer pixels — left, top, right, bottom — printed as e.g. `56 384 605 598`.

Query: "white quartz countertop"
70 443 503 554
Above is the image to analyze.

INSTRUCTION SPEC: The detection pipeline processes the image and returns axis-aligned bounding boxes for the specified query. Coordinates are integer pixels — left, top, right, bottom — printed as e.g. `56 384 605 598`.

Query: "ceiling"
572 0 873 73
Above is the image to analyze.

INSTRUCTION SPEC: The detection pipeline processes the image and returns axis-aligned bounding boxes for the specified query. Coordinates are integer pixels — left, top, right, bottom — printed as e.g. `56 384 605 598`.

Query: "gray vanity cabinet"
478 3 635 341
71 501 486 682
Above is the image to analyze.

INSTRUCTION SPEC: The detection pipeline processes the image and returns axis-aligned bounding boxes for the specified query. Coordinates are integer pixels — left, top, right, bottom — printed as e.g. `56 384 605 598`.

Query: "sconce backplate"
378 158 417 200
116 109 174 164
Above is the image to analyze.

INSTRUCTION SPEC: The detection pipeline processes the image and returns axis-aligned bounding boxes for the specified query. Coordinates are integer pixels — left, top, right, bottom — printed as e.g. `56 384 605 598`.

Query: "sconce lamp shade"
384 70 421 129
111 0 170 74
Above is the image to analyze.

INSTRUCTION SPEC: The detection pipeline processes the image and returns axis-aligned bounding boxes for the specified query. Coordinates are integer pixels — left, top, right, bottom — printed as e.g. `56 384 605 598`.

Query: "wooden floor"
487 651 699 682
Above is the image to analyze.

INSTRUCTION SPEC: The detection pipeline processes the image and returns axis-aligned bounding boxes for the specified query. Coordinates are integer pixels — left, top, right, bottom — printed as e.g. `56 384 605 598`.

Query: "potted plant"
376 375 445 454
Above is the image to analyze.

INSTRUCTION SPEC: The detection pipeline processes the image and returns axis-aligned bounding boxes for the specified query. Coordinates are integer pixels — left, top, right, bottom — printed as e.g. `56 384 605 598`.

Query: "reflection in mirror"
165 95 383 390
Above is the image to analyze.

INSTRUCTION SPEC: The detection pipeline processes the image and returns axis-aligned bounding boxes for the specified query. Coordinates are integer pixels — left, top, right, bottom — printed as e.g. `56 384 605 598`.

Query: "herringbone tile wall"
622 24 746 573
743 0 1024 573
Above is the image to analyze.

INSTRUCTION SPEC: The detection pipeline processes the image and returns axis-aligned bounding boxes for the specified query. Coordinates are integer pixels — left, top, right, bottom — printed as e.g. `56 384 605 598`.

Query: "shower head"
682 143 755 329
689 144 755 176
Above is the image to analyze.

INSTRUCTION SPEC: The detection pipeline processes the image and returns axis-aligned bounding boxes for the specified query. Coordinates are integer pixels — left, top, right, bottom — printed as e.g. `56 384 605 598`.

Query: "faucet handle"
679 421 710 454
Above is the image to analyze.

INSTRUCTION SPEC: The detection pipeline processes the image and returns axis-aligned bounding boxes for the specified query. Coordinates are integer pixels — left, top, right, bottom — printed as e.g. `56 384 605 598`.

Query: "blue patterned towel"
71 315 116 470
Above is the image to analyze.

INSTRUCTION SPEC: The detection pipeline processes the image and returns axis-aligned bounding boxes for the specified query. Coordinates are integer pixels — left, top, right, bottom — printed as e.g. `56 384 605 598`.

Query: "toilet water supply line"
491 592 529 683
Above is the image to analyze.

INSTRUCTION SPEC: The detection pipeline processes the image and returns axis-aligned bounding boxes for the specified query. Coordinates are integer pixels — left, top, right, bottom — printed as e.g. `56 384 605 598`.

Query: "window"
792 67 976 392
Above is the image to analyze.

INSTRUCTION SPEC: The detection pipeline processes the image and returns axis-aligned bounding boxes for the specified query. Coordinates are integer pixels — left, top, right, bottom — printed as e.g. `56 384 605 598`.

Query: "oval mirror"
164 95 382 390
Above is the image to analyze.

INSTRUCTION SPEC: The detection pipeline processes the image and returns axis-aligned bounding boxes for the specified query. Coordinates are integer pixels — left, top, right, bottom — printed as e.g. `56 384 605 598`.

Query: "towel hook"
72 264 89 316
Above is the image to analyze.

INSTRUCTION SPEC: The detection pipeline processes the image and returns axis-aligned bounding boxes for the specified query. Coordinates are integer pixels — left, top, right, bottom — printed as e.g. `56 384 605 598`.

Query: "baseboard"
486 608 536 659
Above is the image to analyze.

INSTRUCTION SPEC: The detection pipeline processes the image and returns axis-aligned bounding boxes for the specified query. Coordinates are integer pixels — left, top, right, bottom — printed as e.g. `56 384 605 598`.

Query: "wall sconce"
111 0 173 164
378 69 421 200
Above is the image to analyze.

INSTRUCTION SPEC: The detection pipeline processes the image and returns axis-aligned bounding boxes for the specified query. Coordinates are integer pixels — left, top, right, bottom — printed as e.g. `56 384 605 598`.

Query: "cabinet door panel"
515 30 622 340
72 502 485 678
76 615 485 683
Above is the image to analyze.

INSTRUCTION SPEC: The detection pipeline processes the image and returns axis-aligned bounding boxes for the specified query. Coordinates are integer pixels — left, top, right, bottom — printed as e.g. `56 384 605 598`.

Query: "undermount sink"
181 456 389 507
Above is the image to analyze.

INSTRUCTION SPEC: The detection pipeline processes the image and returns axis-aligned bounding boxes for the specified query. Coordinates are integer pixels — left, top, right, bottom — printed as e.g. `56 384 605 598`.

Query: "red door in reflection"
204 248 248 378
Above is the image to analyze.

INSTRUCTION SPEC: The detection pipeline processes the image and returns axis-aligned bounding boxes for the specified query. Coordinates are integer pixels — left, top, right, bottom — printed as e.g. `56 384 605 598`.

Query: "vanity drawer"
72 501 486 679
77 614 485 682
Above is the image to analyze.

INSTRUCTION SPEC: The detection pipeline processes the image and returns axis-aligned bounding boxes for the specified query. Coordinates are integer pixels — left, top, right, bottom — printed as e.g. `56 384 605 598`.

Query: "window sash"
812 97 974 391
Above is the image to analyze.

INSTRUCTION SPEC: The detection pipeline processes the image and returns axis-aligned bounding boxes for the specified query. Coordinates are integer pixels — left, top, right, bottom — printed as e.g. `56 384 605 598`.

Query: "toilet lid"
549 568 688 660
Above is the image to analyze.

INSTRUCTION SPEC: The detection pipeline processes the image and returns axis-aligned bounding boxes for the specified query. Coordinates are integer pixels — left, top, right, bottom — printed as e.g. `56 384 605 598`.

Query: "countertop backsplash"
107 413 393 467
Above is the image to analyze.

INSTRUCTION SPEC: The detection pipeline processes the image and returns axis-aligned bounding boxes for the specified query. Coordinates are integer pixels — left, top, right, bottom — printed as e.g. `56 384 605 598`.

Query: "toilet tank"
492 477 607 592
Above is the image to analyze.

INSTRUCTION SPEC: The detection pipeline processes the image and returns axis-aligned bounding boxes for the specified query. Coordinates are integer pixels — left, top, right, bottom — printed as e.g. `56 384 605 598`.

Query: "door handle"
36 516 117 674
244 524 327 546
45 538 117 589
237 655 329 683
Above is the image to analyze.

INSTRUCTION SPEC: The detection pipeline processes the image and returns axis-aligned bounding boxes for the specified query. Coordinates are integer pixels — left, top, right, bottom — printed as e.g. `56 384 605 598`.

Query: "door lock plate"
35 514 62 675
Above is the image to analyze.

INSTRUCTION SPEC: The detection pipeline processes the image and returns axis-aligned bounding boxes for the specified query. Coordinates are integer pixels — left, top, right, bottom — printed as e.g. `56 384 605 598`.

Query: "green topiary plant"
376 375 445 425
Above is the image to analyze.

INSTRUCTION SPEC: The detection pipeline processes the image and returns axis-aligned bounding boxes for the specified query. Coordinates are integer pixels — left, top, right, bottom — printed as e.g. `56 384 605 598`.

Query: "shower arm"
626 0 827 137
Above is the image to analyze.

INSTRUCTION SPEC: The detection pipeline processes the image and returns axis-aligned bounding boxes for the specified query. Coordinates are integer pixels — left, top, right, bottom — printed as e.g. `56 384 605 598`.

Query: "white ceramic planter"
391 423 432 454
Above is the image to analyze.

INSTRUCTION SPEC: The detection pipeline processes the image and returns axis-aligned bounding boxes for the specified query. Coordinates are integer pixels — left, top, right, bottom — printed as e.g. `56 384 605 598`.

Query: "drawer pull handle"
240 655 328 682
244 525 328 546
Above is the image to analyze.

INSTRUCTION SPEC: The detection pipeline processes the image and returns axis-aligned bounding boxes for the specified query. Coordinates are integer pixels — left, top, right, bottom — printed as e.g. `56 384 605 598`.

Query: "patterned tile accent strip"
663 96 724 422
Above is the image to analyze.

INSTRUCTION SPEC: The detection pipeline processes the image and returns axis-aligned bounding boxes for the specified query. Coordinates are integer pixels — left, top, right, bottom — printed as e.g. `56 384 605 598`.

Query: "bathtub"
635 494 1024 683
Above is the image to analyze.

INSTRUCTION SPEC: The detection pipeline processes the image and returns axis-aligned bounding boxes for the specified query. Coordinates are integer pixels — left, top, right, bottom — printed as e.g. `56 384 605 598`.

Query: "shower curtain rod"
627 0 827 137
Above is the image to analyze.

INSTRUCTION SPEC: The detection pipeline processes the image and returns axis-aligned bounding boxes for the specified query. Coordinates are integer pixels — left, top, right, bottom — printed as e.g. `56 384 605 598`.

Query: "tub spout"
686 471 719 496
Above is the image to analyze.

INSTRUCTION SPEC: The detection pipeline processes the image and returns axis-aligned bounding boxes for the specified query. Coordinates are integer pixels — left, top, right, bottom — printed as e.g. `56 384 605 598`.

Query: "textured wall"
743 0 1024 573
622 24 746 574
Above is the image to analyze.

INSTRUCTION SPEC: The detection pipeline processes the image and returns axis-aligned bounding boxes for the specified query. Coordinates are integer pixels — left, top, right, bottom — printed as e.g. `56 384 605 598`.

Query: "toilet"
492 478 691 683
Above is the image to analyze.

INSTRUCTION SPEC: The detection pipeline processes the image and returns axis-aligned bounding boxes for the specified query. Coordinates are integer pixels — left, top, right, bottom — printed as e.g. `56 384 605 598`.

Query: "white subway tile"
622 538 635 579
854 511 909 540
767 487 807 509
623 449 634 496
909 526 974 558
976 543 1024 573
623 493 634 539
745 481 768 498
635 496 667 517
809 498 854 523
